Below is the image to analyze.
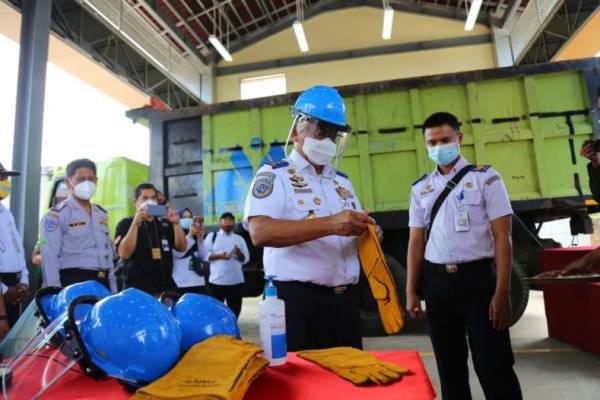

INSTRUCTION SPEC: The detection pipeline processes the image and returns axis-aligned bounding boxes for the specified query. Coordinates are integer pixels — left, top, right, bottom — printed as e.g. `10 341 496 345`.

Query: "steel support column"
10 0 52 289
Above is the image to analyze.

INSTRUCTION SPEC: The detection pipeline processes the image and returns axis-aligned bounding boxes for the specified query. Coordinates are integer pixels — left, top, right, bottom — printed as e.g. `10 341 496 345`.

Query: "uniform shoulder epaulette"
412 173 428 186
336 170 348 178
50 202 67 213
267 160 289 169
94 204 108 214
472 164 491 172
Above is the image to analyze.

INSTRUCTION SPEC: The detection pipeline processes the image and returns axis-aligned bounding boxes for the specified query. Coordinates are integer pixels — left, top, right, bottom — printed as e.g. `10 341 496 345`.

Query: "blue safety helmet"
292 85 347 128
76 288 182 384
34 286 62 326
170 293 240 351
49 281 111 323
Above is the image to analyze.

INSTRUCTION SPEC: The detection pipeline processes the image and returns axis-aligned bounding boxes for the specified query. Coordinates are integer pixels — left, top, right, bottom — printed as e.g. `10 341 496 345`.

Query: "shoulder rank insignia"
50 202 67 213
252 171 275 199
95 204 108 214
267 160 289 169
473 165 491 172
412 173 428 186
336 170 348 179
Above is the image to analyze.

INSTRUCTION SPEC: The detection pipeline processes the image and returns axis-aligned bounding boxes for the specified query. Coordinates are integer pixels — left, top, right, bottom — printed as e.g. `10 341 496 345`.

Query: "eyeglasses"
297 115 350 141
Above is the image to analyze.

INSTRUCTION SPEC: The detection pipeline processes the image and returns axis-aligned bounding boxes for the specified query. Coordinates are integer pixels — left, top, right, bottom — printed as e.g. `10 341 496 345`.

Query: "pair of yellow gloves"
131 335 268 400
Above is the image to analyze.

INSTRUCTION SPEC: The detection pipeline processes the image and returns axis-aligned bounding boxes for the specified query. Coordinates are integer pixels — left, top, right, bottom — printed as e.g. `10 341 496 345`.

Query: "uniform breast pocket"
66 225 87 237
462 190 483 206
291 195 322 219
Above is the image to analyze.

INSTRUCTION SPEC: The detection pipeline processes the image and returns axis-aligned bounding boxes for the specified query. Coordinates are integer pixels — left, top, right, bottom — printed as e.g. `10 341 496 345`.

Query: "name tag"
151 248 162 260
161 239 171 252
455 210 470 232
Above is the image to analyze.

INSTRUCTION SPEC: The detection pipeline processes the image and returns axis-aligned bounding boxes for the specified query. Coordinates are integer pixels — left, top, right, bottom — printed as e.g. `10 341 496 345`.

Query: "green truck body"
128 58 600 333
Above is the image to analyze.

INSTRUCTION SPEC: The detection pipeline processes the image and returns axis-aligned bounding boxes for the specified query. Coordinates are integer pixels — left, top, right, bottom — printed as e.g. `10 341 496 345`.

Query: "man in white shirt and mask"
205 212 249 318
243 85 373 351
40 159 117 292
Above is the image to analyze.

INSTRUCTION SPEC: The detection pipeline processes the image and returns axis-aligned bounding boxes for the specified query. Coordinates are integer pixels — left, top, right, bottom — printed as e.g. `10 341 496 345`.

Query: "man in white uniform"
0 162 29 331
244 85 374 351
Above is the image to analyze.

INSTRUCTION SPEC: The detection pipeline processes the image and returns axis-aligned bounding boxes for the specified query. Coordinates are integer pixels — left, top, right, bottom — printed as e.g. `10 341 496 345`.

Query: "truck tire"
510 263 529 326
359 255 407 337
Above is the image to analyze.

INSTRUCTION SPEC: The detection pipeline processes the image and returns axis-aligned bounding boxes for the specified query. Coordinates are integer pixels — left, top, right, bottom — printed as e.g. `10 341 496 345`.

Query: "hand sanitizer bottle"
259 276 287 366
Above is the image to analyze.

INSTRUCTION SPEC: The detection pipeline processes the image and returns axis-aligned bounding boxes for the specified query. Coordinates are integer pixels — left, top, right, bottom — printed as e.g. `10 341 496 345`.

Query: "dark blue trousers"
424 260 522 400
275 281 362 351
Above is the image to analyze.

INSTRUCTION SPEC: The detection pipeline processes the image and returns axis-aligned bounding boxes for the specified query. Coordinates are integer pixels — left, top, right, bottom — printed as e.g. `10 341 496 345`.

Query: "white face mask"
302 137 336 166
138 199 157 210
72 181 96 201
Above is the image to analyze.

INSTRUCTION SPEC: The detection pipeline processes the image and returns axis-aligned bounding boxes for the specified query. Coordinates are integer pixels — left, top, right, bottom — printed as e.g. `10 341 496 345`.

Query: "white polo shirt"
204 229 249 285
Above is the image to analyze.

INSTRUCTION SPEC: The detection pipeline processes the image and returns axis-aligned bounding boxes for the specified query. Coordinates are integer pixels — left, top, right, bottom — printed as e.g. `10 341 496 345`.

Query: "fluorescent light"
382 7 394 40
464 0 483 31
293 20 309 52
208 34 233 62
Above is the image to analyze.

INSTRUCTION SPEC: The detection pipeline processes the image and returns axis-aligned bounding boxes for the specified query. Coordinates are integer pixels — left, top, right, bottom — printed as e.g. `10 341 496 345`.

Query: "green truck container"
44 157 149 237
128 58 600 335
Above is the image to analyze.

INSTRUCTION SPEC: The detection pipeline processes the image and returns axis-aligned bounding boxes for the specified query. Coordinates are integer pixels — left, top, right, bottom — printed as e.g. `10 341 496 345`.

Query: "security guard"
406 112 522 400
0 162 30 328
40 159 116 292
244 85 373 351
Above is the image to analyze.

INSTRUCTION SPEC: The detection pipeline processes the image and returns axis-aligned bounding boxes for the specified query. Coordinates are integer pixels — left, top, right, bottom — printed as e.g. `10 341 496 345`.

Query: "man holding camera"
40 159 117 292
115 183 186 295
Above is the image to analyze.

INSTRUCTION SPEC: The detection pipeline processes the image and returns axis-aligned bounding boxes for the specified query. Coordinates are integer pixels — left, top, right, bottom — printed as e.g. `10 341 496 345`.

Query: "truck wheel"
359 255 407 337
510 263 529 326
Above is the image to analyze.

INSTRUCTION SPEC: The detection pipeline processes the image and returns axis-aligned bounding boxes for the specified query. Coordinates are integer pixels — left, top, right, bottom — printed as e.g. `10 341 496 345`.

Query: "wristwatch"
0 315 8 321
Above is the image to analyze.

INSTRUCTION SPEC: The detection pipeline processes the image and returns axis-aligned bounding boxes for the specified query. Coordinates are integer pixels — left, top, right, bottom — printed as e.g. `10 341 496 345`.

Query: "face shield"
285 111 352 169
1 310 82 400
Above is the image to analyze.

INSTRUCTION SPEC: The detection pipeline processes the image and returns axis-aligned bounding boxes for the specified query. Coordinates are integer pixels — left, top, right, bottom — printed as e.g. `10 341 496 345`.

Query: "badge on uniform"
304 210 317 220
420 184 434 196
44 217 59 232
455 210 470 232
290 175 308 188
151 248 162 260
252 172 275 199
287 168 296 175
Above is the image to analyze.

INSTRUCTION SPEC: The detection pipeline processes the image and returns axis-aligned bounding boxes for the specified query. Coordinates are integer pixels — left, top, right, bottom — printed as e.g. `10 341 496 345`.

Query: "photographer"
581 139 600 203
114 183 186 295
172 211 208 294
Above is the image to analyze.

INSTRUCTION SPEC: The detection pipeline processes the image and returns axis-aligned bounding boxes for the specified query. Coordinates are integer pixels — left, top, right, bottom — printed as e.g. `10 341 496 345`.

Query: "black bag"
186 232 217 279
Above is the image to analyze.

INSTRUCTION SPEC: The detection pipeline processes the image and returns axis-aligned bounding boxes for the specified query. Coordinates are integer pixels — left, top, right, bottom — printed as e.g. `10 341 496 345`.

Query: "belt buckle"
445 264 458 273
97 270 107 279
333 286 347 295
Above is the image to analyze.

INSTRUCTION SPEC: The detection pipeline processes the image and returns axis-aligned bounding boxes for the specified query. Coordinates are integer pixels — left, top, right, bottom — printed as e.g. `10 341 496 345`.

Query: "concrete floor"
237 290 600 400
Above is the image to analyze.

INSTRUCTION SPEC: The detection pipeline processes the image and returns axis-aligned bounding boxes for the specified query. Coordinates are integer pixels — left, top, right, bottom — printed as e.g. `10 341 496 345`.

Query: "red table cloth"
538 247 600 356
2 350 436 400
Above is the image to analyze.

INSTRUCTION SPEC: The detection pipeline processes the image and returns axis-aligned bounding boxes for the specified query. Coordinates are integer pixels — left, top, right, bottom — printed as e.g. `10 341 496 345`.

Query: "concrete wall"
216 7 496 102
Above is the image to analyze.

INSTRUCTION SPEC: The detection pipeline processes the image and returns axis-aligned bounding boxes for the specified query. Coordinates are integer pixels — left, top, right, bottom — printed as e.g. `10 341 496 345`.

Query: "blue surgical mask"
180 218 192 230
428 142 460 166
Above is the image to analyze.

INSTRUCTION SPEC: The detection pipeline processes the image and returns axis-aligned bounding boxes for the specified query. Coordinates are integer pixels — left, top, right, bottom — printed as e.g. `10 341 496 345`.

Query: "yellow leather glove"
297 347 409 386
358 224 404 334
131 335 269 400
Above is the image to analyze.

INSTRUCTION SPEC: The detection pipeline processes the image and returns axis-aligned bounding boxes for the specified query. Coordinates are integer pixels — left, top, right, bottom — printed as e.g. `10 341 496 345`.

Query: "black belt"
275 280 355 295
0 272 20 285
428 258 493 274
61 268 109 279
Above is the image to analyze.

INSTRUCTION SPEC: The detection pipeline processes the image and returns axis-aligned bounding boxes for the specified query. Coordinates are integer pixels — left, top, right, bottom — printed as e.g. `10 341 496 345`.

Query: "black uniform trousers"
207 283 243 318
423 259 522 400
59 268 110 291
275 281 362 352
177 285 207 295
0 272 20 327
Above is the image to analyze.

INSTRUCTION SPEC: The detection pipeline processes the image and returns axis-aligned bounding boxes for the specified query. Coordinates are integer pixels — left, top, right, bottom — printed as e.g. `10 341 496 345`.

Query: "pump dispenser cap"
264 275 277 297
